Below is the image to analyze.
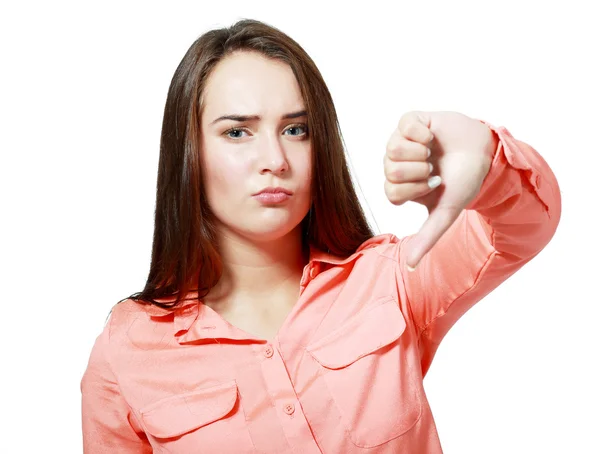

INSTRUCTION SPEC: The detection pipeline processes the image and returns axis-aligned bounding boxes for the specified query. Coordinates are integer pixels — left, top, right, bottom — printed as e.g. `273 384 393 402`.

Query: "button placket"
253 341 320 452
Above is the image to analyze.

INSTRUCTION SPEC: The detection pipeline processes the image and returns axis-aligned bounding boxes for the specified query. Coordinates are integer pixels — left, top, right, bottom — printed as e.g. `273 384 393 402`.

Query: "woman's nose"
259 134 289 174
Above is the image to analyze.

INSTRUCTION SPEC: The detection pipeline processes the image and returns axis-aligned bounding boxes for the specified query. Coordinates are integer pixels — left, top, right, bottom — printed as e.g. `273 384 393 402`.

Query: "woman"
80 18 561 453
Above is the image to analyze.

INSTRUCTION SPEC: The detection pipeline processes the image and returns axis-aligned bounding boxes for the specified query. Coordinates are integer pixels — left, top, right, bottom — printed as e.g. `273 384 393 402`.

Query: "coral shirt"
81 121 561 453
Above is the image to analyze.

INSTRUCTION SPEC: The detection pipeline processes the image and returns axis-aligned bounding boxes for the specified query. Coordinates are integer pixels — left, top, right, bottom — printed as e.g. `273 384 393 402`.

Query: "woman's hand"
384 111 498 270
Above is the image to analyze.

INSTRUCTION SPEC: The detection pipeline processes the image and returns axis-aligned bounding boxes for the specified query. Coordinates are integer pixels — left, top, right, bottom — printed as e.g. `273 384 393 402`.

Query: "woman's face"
200 51 312 243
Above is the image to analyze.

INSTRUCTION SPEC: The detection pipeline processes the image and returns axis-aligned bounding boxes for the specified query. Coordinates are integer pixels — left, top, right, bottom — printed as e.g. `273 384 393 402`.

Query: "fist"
384 112 442 206
383 110 497 270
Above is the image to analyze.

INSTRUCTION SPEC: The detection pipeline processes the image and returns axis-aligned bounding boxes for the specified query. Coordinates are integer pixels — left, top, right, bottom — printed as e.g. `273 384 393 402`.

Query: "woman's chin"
241 221 301 242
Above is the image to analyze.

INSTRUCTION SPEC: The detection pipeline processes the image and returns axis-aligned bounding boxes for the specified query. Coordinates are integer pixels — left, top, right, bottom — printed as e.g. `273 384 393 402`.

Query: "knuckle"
398 121 411 137
392 164 403 180
384 169 396 183
384 180 406 206
400 121 419 139
397 111 412 128
386 164 403 182
385 141 396 157
386 136 404 159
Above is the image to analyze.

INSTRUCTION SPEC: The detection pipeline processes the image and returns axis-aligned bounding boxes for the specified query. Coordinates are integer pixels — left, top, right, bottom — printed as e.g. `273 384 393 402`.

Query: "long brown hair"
120 18 376 312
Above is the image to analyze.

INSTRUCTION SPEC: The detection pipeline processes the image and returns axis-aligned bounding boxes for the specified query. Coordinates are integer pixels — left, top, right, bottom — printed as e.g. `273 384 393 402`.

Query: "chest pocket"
305 297 423 448
138 380 256 453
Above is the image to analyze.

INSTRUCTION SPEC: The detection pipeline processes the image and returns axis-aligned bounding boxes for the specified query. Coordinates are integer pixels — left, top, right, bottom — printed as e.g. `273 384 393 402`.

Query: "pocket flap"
139 380 238 439
305 297 406 369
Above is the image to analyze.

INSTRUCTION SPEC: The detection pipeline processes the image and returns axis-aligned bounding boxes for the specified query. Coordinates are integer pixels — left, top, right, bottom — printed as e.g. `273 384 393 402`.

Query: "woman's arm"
80 317 153 453
394 122 561 377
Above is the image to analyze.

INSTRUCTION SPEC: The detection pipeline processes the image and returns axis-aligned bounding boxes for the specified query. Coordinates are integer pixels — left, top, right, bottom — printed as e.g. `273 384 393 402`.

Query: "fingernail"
427 175 442 189
428 162 433 173
426 148 431 158
406 263 417 272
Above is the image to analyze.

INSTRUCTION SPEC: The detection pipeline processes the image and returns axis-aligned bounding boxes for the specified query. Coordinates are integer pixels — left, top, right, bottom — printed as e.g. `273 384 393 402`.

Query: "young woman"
80 18 561 453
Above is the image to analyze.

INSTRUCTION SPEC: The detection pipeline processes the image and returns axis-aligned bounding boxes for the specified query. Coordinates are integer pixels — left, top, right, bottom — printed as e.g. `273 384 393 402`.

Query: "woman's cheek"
211 156 245 189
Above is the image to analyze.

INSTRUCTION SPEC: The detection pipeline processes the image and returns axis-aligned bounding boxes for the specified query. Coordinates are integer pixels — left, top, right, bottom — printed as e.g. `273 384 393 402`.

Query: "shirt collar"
141 234 398 344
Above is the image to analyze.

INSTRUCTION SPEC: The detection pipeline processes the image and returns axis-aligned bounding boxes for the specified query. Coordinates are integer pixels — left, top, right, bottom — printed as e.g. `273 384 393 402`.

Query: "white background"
1 1 597 452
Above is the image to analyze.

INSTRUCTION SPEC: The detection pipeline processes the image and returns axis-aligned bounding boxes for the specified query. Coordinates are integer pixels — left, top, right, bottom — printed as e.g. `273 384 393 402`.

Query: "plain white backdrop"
1 1 597 452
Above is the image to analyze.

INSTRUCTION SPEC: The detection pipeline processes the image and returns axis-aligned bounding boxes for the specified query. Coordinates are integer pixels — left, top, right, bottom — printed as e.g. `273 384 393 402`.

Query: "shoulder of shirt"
104 297 149 331
356 232 402 261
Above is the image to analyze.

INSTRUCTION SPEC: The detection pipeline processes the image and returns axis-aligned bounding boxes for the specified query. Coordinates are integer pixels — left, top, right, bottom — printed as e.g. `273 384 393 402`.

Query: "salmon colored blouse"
81 121 561 453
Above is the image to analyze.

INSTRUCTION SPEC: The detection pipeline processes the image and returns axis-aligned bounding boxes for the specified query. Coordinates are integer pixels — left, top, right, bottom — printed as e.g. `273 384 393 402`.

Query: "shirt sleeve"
80 313 153 453
394 121 562 377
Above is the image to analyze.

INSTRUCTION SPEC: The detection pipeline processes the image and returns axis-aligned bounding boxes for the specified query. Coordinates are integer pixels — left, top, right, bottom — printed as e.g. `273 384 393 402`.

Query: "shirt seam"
376 251 427 335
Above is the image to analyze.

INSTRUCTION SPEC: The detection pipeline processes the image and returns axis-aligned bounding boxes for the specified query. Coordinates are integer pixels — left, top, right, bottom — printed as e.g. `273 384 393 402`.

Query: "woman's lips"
253 192 291 203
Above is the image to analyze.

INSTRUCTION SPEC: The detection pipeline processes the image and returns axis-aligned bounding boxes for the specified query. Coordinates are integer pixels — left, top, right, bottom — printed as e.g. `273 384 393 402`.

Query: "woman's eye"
223 124 308 140
284 124 308 136
224 128 248 139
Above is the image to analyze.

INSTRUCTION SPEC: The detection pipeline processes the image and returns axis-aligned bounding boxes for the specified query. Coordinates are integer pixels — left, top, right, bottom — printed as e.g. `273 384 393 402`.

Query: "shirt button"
283 403 295 415
263 345 274 358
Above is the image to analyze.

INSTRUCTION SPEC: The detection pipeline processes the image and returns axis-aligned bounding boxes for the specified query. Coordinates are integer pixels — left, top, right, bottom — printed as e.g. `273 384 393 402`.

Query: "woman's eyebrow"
210 109 307 125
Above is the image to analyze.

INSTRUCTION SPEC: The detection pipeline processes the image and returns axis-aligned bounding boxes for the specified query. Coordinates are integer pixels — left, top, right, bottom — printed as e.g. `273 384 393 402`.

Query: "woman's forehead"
202 54 304 121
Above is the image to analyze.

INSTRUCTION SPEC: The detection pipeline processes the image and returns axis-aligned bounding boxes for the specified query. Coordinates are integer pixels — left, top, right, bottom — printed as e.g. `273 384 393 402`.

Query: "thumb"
405 205 461 271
